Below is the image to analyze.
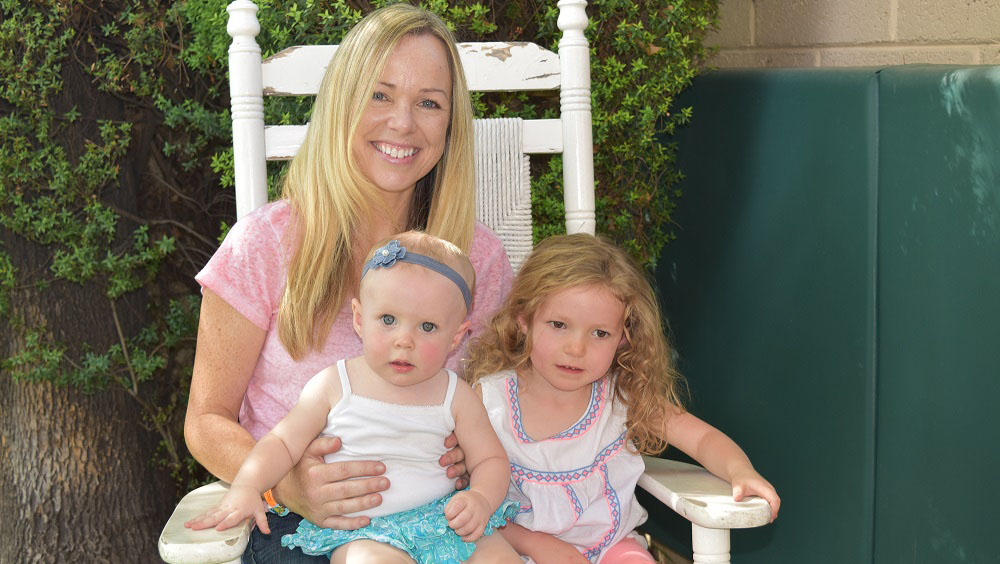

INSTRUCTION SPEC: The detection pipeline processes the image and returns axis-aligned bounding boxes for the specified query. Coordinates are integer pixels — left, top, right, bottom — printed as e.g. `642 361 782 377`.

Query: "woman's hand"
184 484 270 534
273 435 389 530
440 432 469 489
731 469 781 522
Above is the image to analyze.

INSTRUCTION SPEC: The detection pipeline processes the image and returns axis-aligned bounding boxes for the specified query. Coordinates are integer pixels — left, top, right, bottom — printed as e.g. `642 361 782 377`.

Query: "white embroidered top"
480 370 647 562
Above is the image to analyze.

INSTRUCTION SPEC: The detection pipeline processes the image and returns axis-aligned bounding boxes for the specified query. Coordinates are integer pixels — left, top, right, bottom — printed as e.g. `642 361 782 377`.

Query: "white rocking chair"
157 1 771 562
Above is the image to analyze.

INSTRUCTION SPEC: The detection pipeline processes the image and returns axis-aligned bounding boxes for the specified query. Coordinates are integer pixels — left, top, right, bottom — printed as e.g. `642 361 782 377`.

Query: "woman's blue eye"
372 91 387 101
420 99 441 109
421 321 437 333
380 314 396 325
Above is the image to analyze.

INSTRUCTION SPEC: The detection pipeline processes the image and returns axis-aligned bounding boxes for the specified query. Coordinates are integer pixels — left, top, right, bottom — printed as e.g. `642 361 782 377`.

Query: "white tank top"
480 370 647 562
321 359 458 517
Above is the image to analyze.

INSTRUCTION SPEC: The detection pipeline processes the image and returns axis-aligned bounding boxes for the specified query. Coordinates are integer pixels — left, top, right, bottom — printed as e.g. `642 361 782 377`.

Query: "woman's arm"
184 289 389 529
665 410 781 521
184 288 266 483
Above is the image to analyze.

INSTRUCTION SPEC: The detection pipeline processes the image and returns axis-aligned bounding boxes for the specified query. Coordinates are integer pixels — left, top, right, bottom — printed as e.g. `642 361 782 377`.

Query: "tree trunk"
0 38 178 561
0 377 174 563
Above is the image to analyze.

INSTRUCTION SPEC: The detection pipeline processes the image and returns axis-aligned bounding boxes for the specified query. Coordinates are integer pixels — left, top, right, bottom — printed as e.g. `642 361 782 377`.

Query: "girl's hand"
731 470 781 522
275 435 389 530
440 432 470 489
443 490 491 542
184 484 269 534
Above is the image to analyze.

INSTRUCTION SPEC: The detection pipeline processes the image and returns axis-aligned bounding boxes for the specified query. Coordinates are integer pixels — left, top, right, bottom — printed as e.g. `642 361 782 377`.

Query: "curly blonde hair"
465 234 687 454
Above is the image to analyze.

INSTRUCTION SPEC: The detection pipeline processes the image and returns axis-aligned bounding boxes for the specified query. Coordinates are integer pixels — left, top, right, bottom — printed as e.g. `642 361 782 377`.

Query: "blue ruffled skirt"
281 490 519 563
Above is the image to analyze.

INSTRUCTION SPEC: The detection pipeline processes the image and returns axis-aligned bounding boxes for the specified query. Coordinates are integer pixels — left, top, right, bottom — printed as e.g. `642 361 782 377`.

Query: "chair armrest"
158 481 250 564
638 456 771 530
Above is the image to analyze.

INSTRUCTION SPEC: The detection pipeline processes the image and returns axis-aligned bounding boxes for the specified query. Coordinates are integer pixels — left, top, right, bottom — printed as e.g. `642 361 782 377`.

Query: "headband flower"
368 239 406 270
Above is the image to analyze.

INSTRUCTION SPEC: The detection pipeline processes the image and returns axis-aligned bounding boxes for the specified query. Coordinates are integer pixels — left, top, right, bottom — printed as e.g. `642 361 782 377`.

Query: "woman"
184 5 514 563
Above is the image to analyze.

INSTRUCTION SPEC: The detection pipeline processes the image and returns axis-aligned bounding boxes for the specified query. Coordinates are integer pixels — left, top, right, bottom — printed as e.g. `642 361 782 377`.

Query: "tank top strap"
335 358 353 397
442 369 458 409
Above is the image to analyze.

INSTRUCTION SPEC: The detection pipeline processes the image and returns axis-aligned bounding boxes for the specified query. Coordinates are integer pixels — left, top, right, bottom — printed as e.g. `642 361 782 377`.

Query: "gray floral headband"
361 240 473 311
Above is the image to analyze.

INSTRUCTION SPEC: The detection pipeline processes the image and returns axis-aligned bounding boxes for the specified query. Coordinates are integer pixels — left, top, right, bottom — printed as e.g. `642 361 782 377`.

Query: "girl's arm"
185 365 336 532
665 409 781 521
499 522 590 564
443 380 512 541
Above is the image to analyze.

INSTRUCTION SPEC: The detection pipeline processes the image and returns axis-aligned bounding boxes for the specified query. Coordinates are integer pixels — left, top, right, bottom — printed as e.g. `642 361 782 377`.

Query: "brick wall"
706 0 1000 68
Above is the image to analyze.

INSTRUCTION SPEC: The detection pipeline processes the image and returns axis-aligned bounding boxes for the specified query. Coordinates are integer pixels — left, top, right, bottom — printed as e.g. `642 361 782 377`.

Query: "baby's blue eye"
420 321 437 333
380 314 396 326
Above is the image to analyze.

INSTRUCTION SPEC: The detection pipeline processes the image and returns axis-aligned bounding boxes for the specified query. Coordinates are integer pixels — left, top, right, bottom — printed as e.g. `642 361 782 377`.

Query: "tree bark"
0 30 178 560
0 378 174 563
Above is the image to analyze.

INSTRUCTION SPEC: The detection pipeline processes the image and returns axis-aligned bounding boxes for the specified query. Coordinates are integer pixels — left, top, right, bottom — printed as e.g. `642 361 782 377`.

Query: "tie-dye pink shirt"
195 200 513 440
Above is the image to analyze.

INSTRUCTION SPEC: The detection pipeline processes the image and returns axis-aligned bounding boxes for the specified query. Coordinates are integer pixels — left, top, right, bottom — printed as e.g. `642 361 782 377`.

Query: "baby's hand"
731 469 781 522
184 484 270 534
443 490 491 542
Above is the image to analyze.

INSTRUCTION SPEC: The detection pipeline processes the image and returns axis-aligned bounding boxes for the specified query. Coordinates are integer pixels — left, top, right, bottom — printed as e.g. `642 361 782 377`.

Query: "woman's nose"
387 103 414 132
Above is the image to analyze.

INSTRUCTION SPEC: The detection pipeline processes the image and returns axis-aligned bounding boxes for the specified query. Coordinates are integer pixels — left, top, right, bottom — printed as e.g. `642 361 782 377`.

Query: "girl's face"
352 264 469 389
518 284 626 395
351 33 452 211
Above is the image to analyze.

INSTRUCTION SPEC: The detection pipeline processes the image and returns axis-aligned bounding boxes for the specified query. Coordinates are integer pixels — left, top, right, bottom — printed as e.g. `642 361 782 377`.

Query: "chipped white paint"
158 481 247 564
639 457 772 564
262 42 560 96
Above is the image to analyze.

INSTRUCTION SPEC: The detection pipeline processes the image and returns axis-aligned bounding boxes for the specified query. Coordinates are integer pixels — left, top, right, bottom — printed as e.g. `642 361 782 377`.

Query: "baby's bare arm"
443 381 511 540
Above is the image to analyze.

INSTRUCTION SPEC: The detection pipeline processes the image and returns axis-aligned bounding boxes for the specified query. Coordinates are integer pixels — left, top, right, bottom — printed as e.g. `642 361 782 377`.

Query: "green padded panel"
652 69 879 564
874 66 1000 564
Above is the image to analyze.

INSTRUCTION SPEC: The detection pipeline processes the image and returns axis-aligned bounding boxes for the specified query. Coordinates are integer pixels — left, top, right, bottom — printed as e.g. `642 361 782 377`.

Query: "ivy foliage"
0 0 220 490
1 0 717 493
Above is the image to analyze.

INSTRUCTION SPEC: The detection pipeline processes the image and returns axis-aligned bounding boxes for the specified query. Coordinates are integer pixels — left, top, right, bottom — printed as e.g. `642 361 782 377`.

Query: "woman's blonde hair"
278 4 476 358
465 234 687 454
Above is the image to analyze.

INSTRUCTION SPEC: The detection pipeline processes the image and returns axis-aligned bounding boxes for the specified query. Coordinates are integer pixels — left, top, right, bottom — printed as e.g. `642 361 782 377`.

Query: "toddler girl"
466 234 781 563
187 232 519 563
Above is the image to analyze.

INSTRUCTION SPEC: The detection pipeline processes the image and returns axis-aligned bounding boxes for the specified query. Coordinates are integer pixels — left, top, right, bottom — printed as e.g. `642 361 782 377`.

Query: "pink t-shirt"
196 200 514 439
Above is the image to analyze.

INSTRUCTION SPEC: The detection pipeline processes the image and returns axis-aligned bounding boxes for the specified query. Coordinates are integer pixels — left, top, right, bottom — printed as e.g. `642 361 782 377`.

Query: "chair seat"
638 457 772 530
158 481 249 564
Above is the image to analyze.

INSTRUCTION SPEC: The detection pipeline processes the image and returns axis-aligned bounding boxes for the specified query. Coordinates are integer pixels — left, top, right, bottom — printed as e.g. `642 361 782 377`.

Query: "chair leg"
691 524 730 564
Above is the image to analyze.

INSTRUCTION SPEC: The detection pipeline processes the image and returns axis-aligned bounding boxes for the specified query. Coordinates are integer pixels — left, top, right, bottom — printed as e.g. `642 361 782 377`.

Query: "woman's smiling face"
352 33 452 208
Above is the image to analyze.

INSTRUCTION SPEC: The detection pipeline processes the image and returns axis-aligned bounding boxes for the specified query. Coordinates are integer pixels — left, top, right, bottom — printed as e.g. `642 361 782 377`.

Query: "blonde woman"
184 5 513 563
